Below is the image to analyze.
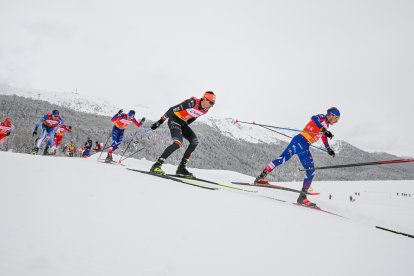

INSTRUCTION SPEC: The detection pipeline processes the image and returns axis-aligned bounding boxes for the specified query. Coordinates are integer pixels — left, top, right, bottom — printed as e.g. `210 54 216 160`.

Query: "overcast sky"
1 0 413 156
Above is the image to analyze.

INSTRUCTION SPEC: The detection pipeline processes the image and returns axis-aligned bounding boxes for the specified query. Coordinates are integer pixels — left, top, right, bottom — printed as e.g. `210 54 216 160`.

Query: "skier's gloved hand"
32 131 37 137
151 121 161 130
118 109 123 115
6 131 11 136
321 127 334 139
140 117 146 123
327 148 335 157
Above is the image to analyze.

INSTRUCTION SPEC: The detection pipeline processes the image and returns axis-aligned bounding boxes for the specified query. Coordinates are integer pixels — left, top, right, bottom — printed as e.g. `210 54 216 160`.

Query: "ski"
231 182 320 195
262 196 345 218
127 168 218 190
166 174 258 193
98 159 119 165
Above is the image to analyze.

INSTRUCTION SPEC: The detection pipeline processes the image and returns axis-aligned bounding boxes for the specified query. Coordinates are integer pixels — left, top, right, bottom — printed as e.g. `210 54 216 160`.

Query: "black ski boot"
297 188 318 208
254 169 269 185
176 158 194 178
31 147 39 155
43 146 50 156
150 158 165 175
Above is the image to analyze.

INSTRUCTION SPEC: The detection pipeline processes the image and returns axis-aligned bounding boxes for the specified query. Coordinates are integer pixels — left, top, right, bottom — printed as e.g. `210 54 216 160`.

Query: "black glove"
32 131 37 137
140 117 146 123
327 148 335 157
7 131 10 136
151 121 161 130
321 127 333 139
118 109 123 115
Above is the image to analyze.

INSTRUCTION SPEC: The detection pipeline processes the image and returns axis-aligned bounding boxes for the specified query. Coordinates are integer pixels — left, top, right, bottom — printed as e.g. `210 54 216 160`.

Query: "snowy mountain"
1 151 413 276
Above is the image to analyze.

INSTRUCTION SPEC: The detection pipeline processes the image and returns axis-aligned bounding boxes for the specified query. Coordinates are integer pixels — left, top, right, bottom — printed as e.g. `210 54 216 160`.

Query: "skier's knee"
173 139 183 148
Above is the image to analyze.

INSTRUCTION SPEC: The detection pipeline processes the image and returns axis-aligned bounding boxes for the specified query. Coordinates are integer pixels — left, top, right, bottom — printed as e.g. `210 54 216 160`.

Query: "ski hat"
327 107 340 117
128 110 135 117
52 109 60 116
203 91 216 105
4 117 11 123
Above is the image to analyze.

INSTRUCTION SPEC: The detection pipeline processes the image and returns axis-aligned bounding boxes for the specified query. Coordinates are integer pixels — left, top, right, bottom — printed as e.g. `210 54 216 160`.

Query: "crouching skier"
254 107 341 208
105 110 145 162
149 91 216 177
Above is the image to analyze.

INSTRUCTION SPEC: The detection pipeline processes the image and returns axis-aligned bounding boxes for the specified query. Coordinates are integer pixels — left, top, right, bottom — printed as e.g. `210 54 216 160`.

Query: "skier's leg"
36 127 48 148
176 126 198 177
296 147 317 207
151 119 183 174
255 135 303 183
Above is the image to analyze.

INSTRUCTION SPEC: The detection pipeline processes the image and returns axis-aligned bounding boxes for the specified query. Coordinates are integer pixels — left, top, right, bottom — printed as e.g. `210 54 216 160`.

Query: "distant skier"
94 141 103 153
150 91 216 177
68 141 75 157
0 117 14 146
105 110 145 162
52 125 72 155
82 137 93 158
32 109 64 155
254 107 341 208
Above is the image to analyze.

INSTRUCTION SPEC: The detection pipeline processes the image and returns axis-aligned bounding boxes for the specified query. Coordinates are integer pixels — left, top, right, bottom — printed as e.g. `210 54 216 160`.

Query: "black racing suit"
157 98 208 160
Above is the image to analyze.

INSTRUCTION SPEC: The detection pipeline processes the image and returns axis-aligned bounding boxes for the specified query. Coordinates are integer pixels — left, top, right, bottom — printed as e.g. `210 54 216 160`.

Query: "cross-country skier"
68 141 75 157
82 137 93 158
149 91 216 177
0 117 14 146
254 107 340 208
94 141 103 153
32 109 64 155
105 110 145 162
52 125 72 155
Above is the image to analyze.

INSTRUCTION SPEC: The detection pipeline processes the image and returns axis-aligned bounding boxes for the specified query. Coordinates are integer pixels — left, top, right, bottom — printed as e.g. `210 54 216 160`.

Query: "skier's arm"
311 115 323 130
111 113 121 122
132 117 145 127
152 98 196 129
34 115 46 132
322 136 335 157
164 98 196 118
62 125 72 133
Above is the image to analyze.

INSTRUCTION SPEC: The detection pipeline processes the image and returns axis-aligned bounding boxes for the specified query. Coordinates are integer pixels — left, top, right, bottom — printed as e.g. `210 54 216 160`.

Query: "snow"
1 151 413 276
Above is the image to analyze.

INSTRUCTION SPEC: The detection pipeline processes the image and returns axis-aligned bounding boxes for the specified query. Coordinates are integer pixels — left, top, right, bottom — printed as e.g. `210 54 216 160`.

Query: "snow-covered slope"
1 151 413 276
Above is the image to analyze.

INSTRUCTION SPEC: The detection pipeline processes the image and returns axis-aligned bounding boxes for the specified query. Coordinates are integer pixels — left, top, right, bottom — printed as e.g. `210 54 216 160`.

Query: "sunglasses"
207 100 215 106
331 115 340 122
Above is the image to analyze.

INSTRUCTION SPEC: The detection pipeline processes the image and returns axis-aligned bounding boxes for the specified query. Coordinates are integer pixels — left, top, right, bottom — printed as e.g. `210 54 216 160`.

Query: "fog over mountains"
1 83 413 181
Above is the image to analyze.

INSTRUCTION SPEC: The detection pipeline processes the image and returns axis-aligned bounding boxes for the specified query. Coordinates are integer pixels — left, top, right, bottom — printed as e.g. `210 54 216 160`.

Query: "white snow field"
1 151 413 276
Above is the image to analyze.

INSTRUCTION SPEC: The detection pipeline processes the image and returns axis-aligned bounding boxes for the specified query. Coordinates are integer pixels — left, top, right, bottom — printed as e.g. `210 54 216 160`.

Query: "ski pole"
299 158 414 171
118 128 152 163
119 130 139 162
260 125 328 153
97 131 112 161
234 119 321 135
119 147 146 163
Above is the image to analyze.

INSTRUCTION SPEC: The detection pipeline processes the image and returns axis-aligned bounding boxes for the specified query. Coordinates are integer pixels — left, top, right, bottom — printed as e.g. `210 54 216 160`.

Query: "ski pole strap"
236 120 321 135
299 158 414 171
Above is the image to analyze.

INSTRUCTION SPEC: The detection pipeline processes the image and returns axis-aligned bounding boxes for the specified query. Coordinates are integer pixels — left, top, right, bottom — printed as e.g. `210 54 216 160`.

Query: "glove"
117 109 123 115
321 127 333 139
327 148 335 157
151 121 161 130
32 131 37 137
7 131 10 136
140 117 146 123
